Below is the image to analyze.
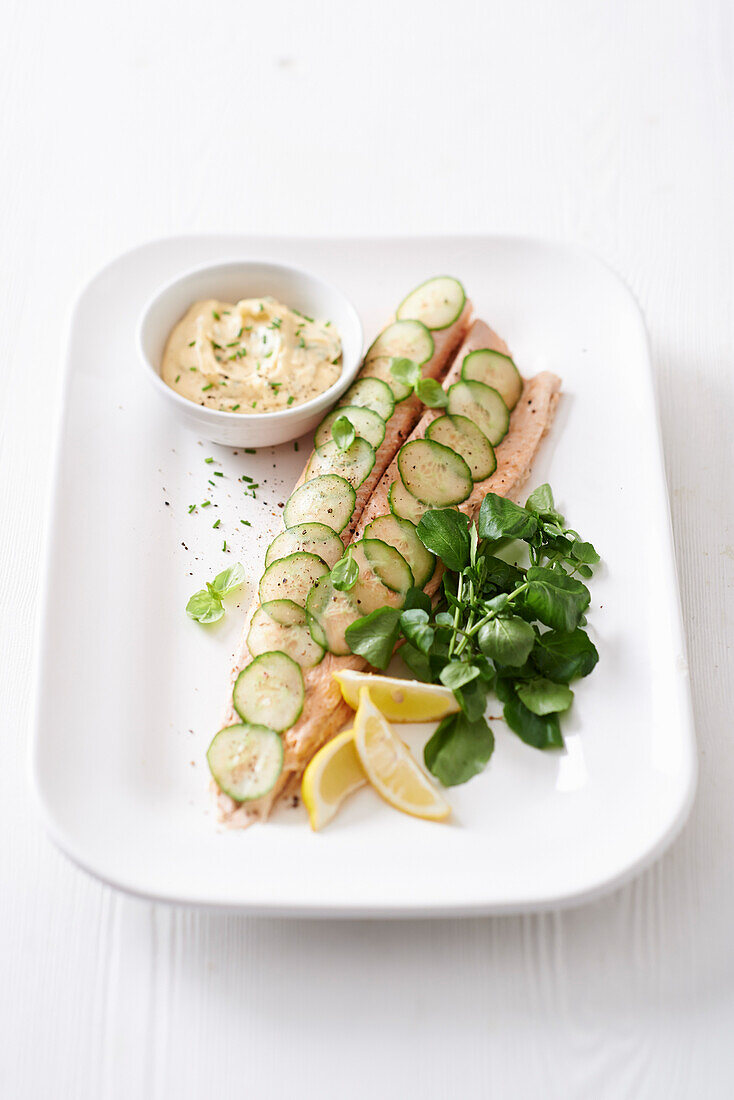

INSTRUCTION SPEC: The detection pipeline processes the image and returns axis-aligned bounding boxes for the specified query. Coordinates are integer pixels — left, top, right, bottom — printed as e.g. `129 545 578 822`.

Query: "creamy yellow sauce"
161 297 342 413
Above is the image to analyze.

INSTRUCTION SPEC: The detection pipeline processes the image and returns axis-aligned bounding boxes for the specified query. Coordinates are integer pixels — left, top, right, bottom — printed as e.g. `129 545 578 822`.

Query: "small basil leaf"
424 713 495 787
439 662 480 691
525 566 590 632
415 377 449 408
331 552 359 592
478 493 538 541
345 607 400 670
416 510 471 572
210 562 246 596
390 357 421 388
530 628 599 682
478 615 536 666
331 414 356 452
399 609 435 655
403 586 432 615
501 681 564 749
516 678 574 715
186 589 225 624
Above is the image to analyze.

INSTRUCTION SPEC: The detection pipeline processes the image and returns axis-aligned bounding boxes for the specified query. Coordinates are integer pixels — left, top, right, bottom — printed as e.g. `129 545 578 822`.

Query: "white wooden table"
2 0 732 1095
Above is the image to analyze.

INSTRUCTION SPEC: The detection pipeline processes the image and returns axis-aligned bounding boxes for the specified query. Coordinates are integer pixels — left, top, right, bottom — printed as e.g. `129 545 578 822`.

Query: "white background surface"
2 0 732 1096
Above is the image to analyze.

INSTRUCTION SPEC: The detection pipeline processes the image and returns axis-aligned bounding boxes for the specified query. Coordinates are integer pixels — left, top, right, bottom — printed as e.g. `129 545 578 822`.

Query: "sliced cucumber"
338 377 395 422
447 379 510 446
396 276 466 331
462 348 523 410
314 405 386 450
306 575 358 656
247 600 325 668
365 514 435 588
398 439 473 506
388 478 431 525
265 523 344 570
361 355 412 402
259 551 329 607
426 413 497 481
283 474 356 533
349 539 412 613
304 437 376 490
207 723 283 802
365 319 434 367
233 651 304 732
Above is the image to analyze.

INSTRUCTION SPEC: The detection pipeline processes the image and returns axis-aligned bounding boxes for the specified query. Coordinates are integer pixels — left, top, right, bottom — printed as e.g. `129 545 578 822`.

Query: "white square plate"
31 235 696 916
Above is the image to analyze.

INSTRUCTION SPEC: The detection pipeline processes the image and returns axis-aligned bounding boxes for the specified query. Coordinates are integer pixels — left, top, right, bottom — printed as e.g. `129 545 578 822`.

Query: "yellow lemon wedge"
353 688 451 821
333 670 459 723
301 728 367 831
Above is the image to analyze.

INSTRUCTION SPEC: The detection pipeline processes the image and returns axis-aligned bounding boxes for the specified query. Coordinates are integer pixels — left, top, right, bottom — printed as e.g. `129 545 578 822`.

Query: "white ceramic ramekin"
137 259 364 446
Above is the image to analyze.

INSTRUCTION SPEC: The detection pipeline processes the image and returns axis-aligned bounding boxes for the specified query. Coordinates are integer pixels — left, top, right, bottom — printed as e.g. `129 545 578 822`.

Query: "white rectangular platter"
31 235 696 915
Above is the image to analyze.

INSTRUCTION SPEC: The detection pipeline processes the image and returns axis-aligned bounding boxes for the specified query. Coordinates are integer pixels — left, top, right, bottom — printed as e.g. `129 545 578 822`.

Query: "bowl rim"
136 257 364 423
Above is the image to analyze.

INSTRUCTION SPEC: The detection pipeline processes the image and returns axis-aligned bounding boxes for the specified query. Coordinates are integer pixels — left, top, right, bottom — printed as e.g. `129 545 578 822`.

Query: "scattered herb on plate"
186 563 245 624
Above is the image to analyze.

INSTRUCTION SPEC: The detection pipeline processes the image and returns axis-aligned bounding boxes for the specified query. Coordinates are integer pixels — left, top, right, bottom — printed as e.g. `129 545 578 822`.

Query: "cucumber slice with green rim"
361 355 412 402
365 319 434 367
388 478 431 525
396 276 466 331
283 474 356 533
304 437 376 489
207 723 283 802
314 405 386 451
258 551 329 607
353 538 413 595
306 575 358 656
426 413 497 482
265 523 344 570
447 380 510 446
398 439 473 506
364 514 436 589
462 348 523 410
233 651 304 732
337 377 395 422
247 600 325 668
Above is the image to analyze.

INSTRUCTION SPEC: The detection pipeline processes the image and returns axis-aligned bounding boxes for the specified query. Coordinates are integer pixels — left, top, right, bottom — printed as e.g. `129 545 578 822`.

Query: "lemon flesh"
301 728 366 831
353 689 451 821
333 670 459 723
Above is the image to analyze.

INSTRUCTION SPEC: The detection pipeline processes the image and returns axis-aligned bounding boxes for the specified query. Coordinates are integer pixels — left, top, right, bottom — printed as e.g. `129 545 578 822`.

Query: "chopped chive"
212 519 220 529
175 374 181 383
287 395 295 406
240 519 251 526
244 447 256 453
188 340 196 347
222 540 227 551
201 500 211 508
189 366 197 371
294 441 299 451
208 479 216 487
188 504 196 513
236 327 243 339
252 401 257 408
201 383 214 392
214 471 224 477
242 475 253 483
298 337 305 348
212 310 220 321
325 320 331 327
205 457 214 464
270 318 282 329
231 404 240 411
245 325 252 331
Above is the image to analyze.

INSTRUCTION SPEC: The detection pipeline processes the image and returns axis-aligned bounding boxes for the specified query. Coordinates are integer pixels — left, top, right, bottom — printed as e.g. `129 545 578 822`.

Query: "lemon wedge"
333 670 459 723
353 688 451 821
301 728 366 831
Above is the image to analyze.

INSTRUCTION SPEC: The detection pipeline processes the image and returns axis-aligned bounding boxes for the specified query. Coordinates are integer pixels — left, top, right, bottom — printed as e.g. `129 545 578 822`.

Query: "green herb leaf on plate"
478 493 538 541
390 357 421 389
524 566 590 632
439 661 481 691
209 562 246 596
416 509 471 572
415 377 449 408
424 712 495 787
331 551 359 592
186 589 225 624
331 414 356 452
345 607 401 670
499 681 564 749
516 677 574 715
530 628 599 682
399 608 435 655
477 615 536 666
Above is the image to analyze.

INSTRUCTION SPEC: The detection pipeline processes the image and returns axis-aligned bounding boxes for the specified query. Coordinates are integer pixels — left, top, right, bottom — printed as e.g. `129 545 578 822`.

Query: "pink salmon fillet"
216 318 561 826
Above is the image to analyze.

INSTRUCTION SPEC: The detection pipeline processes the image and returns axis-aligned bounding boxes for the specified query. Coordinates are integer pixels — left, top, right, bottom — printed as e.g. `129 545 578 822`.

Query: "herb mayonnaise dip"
161 297 342 413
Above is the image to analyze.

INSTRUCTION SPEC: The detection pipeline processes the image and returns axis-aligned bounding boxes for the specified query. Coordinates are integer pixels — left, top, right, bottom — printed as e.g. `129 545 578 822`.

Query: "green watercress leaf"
500 681 564 749
186 588 225 624
480 554 525 593
390 357 421 389
416 509 471 572
478 615 536 666
435 611 454 628
439 661 481 691
345 607 400 670
516 678 574 715
478 493 538 541
331 414 356 452
570 539 600 565
525 483 564 523
398 641 433 681
331 551 359 592
403 586 432 615
453 675 489 721
524 566 590 632
399 608 434 654
530 628 599 682
424 713 495 787
415 377 449 407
